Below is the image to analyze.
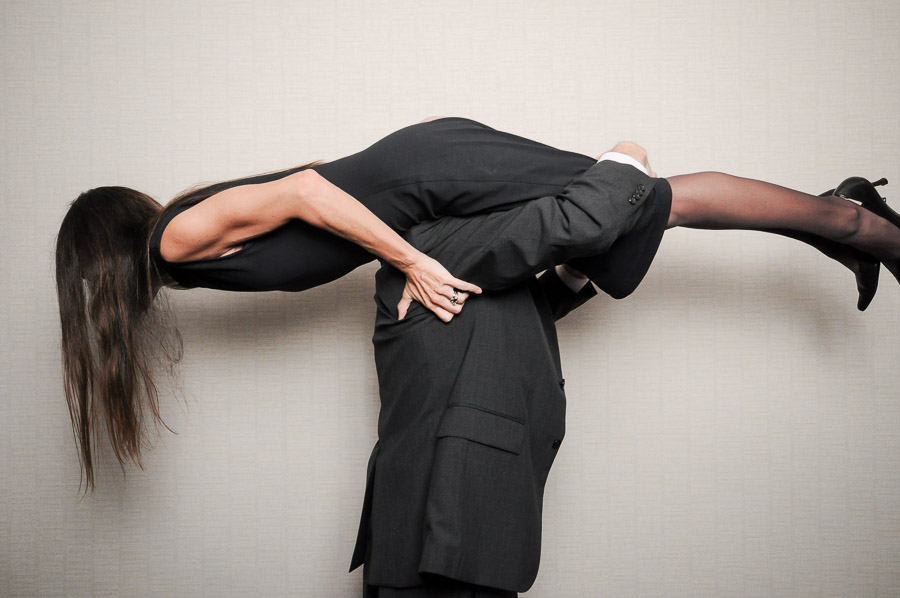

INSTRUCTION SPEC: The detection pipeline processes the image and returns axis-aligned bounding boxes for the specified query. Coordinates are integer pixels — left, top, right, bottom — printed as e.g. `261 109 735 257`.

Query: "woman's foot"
833 176 900 286
816 187 880 311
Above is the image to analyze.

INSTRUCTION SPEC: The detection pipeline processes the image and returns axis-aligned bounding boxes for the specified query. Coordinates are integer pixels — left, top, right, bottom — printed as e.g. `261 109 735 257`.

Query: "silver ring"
450 290 459 305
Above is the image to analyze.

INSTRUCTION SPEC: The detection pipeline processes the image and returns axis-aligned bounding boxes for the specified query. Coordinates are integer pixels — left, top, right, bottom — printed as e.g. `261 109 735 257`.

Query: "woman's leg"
666 172 900 264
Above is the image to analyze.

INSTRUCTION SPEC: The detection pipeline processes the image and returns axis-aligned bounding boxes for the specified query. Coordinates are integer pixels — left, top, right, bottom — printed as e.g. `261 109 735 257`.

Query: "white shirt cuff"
554 264 590 293
597 151 649 176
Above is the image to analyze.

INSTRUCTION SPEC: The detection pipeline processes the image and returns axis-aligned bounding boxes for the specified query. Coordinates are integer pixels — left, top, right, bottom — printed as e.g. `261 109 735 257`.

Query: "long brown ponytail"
55 187 182 496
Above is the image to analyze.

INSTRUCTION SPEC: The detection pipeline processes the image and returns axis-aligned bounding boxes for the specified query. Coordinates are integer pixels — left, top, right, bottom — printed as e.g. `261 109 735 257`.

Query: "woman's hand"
397 254 482 322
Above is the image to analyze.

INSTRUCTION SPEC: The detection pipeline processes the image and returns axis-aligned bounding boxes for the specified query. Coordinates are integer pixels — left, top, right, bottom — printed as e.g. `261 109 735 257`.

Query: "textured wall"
2 1 899 596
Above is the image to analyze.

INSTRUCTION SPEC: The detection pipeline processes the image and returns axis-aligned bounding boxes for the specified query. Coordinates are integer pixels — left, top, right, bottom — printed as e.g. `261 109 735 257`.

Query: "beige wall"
2 0 899 596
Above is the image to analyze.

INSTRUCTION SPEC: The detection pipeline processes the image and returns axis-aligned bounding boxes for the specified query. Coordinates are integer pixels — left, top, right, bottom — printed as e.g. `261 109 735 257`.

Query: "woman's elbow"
289 168 329 222
290 168 322 197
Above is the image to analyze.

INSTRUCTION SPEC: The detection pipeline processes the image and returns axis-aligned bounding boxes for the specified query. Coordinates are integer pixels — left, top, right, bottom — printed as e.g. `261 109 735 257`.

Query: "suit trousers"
365 572 517 598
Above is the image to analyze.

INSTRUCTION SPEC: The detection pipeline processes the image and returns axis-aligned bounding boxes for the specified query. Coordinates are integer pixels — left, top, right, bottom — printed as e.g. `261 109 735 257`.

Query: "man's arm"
404 159 656 291
536 266 598 321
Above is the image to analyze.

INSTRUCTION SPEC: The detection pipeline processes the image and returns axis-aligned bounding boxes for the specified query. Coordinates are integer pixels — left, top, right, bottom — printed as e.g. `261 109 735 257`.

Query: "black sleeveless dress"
149 118 600 292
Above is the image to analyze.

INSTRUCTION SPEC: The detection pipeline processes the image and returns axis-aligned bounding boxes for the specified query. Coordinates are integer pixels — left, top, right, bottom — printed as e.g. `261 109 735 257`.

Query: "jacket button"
628 198 636 205
559 378 565 389
552 439 562 450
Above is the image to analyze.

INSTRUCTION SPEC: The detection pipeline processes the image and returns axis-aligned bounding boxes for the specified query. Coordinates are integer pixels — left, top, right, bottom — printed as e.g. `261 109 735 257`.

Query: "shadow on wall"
558 241 861 345
169 263 380 348
165 244 862 352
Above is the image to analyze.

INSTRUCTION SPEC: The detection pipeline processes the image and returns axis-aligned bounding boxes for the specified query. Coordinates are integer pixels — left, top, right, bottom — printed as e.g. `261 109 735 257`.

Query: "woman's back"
150 118 594 292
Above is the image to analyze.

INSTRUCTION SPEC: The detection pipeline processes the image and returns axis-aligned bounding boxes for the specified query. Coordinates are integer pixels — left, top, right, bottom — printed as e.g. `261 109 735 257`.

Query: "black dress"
149 117 662 297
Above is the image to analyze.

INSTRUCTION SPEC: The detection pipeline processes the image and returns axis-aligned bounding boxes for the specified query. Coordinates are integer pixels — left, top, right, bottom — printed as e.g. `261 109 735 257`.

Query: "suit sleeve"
404 160 656 291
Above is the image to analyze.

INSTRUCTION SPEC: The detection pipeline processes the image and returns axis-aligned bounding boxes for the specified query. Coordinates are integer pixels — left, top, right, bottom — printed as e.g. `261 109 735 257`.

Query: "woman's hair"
56 163 321 496
56 186 182 496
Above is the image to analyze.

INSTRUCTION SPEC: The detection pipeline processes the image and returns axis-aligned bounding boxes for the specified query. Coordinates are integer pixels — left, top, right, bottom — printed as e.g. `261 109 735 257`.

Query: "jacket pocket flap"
436 404 525 455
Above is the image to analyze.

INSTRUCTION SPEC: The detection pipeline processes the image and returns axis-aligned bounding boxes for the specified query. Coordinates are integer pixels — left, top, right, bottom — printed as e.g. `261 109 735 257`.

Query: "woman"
55 116 900 495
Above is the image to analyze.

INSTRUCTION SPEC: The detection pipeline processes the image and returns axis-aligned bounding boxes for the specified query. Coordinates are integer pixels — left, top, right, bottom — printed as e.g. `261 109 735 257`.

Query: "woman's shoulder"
150 200 198 263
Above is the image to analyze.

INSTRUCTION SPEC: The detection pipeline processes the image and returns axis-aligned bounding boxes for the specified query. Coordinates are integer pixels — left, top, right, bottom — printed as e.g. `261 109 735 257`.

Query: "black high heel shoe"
834 176 900 297
818 185 881 311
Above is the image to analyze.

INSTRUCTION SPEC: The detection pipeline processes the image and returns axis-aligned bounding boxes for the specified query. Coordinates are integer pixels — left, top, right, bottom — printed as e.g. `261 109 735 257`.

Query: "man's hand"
602 141 657 177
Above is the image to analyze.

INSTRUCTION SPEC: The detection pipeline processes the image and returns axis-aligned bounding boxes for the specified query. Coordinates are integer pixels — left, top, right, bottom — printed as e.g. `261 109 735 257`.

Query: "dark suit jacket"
350 161 666 592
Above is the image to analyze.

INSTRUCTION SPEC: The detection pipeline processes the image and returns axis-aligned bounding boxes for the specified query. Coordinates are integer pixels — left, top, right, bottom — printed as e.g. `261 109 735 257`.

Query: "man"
352 150 666 597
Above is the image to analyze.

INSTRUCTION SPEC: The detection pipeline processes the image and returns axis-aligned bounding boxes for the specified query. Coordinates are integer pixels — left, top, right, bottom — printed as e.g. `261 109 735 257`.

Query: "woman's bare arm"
160 169 481 321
